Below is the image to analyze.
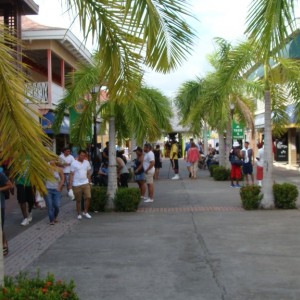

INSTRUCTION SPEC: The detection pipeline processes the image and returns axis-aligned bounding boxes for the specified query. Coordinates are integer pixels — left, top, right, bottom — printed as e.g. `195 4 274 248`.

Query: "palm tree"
175 38 256 168
56 0 195 206
245 0 299 208
54 60 172 208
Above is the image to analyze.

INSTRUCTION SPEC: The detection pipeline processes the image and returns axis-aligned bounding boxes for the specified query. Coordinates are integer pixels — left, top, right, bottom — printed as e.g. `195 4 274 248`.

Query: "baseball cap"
233 141 240 147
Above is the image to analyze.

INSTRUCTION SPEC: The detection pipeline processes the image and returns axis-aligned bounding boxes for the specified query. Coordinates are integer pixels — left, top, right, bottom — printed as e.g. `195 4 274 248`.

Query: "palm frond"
63 0 196 101
0 27 56 193
246 0 296 61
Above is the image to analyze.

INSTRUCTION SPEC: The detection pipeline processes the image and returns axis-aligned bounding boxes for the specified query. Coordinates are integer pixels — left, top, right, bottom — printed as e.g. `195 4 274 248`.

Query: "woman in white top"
44 160 64 225
256 142 264 186
116 150 129 187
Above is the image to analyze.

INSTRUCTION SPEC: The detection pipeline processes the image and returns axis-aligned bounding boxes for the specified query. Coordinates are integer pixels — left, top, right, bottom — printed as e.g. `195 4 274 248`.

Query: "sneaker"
83 212 92 219
77 214 82 220
171 175 180 180
235 184 242 188
140 196 147 200
21 218 29 226
28 212 32 223
144 198 154 203
230 184 235 188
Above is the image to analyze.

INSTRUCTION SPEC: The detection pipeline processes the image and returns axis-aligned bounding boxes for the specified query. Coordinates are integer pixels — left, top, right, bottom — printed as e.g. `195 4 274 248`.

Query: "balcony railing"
25 82 65 105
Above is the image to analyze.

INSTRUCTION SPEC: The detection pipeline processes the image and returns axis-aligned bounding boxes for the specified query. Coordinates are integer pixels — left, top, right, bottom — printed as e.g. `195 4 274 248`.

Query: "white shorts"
145 173 154 184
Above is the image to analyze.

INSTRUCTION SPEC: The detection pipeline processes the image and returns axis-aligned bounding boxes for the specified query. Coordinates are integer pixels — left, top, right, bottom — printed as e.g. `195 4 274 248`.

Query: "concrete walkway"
4 160 300 300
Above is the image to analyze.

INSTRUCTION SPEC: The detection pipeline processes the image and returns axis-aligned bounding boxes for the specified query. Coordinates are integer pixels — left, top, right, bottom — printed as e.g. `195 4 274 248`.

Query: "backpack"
229 149 243 166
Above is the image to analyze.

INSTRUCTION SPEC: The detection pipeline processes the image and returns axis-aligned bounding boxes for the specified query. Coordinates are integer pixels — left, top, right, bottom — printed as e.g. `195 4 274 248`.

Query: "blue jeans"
44 189 61 222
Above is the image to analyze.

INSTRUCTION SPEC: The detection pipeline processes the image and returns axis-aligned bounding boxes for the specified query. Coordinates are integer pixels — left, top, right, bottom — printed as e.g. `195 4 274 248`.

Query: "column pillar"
288 128 297 166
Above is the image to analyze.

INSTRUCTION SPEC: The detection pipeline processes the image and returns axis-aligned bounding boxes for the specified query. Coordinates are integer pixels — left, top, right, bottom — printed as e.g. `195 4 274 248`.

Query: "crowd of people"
229 141 264 188
0 138 264 257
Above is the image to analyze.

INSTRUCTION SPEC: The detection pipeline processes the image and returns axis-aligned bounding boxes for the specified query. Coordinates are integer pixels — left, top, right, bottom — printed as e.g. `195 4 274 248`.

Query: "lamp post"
230 103 235 146
91 87 100 176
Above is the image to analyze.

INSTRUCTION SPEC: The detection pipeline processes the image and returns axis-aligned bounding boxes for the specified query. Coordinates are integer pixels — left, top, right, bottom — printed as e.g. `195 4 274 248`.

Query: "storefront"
41 111 70 154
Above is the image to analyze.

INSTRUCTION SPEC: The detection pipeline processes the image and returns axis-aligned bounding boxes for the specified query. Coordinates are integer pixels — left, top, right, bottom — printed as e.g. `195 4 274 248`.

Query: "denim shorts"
135 173 145 181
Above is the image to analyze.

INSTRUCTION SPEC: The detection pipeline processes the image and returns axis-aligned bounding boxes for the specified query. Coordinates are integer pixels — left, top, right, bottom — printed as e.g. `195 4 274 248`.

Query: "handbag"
230 155 243 166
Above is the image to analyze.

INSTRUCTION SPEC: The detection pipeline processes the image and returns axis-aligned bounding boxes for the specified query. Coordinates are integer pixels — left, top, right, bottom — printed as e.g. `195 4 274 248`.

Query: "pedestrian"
256 142 264 186
184 138 194 178
153 144 162 180
15 172 35 226
143 143 155 202
241 141 254 185
116 148 129 187
68 150 92 219
132 146 146 199
97 162 108 186
102 141 109 164
229 141 243 188
187 142 200 179
44 160 64 225
170 139 179 180
0 171 13 256
59 147 75 192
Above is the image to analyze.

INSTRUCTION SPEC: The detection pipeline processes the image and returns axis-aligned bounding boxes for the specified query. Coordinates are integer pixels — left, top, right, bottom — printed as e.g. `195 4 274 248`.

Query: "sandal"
3 246 9 256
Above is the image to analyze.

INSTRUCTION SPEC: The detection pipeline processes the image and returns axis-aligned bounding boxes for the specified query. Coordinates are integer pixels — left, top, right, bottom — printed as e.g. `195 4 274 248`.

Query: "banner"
69 101 92 144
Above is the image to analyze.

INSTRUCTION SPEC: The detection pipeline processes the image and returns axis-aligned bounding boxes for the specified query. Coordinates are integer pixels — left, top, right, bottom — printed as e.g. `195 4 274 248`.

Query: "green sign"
232 121 244 139
202 129 211 139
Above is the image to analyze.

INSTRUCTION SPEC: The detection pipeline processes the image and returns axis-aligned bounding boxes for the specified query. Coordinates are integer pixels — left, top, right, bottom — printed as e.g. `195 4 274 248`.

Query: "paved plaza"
3 160 300 300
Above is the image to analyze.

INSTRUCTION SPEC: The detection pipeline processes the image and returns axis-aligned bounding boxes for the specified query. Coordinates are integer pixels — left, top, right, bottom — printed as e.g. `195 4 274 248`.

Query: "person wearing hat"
241 141 254 185
229 141 243 188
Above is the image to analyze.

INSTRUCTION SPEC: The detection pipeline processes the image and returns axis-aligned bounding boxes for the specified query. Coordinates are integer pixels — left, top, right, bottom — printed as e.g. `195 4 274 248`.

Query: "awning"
41 111 69 134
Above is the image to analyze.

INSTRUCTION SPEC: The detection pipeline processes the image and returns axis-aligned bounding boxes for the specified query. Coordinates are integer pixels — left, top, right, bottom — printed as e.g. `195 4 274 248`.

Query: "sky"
29 0 252 98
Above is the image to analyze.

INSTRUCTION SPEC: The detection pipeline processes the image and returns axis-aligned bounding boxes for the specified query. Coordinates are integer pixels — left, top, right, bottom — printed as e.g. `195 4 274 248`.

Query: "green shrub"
90 186 107 212
240 185 263 210
114 187 141 212
209 164 219 177
212 166 230 181
1 272 79 299
273 182 299 209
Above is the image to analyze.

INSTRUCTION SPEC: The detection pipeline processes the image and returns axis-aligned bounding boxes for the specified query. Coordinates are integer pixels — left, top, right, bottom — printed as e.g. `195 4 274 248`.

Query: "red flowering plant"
0 272 79 299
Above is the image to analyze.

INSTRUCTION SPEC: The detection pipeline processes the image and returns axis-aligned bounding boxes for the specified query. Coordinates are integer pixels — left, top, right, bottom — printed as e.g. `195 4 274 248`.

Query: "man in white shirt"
241 141 254 185
143 143 155 203
59 147 75 191
68 150 92 219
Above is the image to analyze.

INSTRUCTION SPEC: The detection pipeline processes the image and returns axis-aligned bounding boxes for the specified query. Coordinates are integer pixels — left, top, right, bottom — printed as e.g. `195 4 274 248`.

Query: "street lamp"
230 103 235 145
90 86 101 176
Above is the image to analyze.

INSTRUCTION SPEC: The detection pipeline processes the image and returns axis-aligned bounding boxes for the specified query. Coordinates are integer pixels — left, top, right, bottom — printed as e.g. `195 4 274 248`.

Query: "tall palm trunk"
225 118 232 169
217 128 225 167
107 115 118 209
260 89 274 209
203 122 208 155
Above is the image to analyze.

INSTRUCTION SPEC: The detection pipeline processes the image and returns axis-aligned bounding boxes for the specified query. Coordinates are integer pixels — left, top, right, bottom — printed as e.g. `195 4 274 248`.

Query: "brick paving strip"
4 200 244 277
137 206 244 213
4 200 77 277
